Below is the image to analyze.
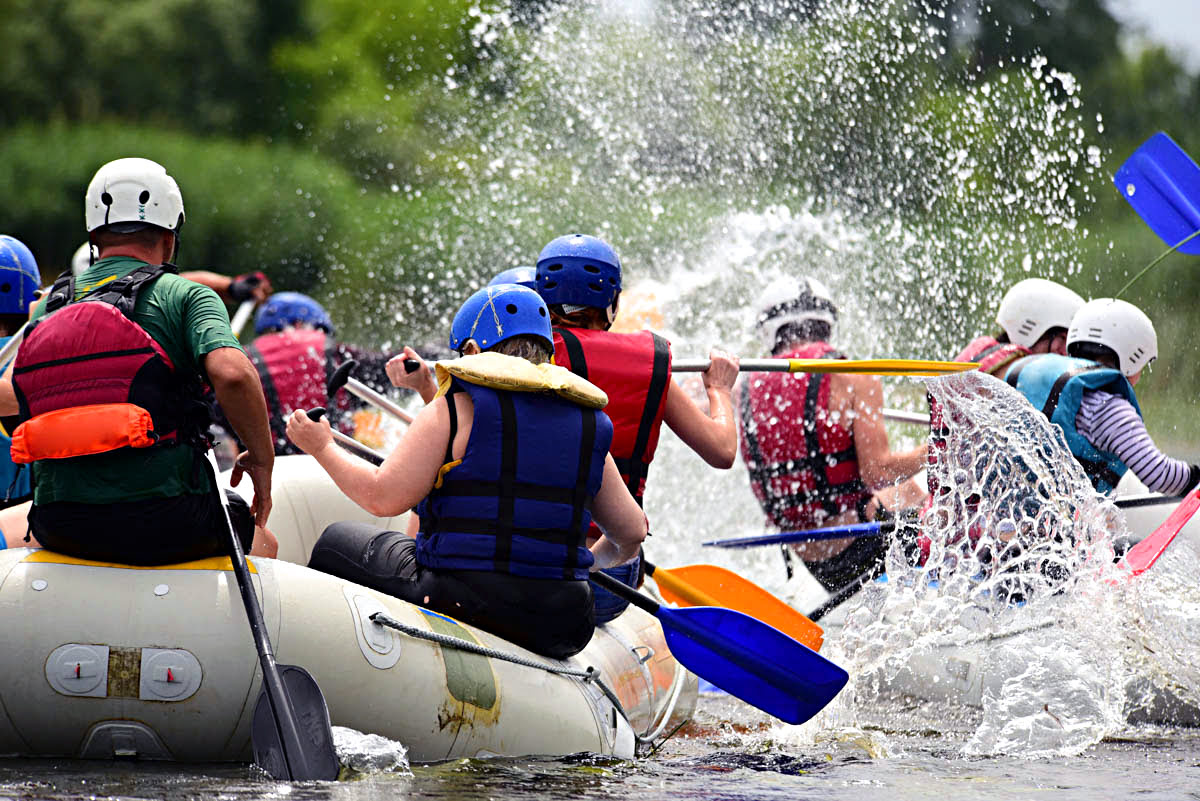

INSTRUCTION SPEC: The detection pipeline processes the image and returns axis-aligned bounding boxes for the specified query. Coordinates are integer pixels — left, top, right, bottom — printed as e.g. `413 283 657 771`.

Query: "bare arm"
286 392 457 518
661 348 740 468
0 377 14 417
843 373 927 490
205 347 275 525
181 270 272 303
589 455 648 569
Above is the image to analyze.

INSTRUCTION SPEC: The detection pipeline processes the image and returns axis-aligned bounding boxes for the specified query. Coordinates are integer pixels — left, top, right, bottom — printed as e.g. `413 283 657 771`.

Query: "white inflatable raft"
0 456 695 763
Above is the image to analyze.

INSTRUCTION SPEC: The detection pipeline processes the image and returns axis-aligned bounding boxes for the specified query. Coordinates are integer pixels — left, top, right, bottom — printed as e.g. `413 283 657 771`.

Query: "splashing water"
776 371 1195 757
341 0 1104 353
332 726 413 777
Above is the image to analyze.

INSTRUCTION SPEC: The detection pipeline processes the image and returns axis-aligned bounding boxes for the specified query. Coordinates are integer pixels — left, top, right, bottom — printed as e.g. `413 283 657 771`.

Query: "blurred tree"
271 0 480 185
0 0 302 136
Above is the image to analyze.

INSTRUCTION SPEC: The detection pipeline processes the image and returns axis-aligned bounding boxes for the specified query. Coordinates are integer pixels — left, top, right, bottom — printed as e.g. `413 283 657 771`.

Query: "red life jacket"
247 329 350 455
738 342 871 530
552 327 672 505
954 336 1030 376
10 264 205 464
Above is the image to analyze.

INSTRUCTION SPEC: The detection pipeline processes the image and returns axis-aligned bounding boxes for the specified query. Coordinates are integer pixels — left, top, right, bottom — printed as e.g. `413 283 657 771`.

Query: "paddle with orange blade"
1121 485 1200 577
644 561 823 652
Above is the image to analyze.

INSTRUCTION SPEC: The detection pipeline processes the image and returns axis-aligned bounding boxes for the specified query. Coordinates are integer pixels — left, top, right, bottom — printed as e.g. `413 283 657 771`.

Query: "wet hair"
548 304 609 331
773 320 832 354
1067 340 1119 370
489 334 552 364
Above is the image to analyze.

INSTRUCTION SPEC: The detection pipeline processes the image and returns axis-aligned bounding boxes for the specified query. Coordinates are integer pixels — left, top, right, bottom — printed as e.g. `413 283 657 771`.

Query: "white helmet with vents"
995 278 1084 349
754 276 837 350
1067 298 1157 377
71 242 95 276
85 158 185 236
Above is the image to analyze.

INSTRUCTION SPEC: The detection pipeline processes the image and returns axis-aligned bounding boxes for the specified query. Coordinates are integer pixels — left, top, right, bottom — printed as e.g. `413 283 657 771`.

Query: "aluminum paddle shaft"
672 357 978 377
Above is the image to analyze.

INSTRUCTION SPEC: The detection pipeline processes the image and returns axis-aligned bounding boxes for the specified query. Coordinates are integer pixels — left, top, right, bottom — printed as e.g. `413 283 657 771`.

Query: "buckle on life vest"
10 403 163 463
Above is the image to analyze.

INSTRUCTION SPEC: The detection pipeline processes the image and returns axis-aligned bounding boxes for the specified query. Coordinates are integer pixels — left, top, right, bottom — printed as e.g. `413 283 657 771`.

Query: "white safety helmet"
85 158 185 236
994 278 1085 350
754 276 838 350
71 242 95 276
1067 298 1157 378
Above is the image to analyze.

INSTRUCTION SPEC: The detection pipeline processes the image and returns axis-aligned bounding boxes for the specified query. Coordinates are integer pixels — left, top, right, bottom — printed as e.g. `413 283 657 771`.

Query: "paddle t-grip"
307 407 326 422
327 359 358 396
404 358 420 373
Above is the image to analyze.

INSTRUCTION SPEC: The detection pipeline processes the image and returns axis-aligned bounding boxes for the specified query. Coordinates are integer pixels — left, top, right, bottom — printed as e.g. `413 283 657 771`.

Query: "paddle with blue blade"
1113 132 1200 295
589 571 848 724
704 522 887 549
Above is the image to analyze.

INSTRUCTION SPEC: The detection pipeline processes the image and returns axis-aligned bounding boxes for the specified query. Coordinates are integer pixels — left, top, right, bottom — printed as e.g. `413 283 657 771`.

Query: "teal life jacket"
1003 353 1141 494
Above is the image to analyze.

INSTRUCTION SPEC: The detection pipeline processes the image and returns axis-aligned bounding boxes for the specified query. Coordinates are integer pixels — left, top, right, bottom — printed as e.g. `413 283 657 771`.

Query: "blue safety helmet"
449 283 552 352
0 235 42 316
535 234 622 309
488 266 538 290
254 291 334 335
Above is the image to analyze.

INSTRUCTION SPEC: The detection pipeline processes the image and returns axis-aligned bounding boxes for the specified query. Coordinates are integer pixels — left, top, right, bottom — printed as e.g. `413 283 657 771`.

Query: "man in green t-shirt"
0 157 275 564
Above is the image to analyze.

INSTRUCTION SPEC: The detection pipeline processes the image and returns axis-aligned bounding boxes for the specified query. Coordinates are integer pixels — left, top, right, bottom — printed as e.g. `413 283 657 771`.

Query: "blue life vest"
0 335 31 504
416 376 614 580
1003 353 1141 494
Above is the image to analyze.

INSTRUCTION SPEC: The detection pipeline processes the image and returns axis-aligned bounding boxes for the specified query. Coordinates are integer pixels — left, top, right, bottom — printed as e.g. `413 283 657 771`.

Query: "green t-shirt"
30 257 243 506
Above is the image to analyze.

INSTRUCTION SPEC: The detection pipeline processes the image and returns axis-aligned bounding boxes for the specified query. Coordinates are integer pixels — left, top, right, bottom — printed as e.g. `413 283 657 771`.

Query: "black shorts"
309 521 595 659
30 490 254 566
803 534 888 595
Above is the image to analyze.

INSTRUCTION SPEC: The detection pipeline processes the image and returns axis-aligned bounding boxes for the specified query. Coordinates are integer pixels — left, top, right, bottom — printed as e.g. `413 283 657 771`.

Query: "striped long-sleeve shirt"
1076 390 1199 495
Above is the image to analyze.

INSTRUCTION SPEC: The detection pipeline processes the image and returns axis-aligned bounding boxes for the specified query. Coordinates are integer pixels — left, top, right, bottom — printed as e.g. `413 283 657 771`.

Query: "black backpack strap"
554 327 588 379
42 273 76 314
83 263 176 317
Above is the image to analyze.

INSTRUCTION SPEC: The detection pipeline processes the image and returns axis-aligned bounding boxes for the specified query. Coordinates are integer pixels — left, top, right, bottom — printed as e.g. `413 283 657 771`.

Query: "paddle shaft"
644 562 722 607
883 407 930 425
808 570 875 623
0 321 30 371
672 357 975 376
307 407 387 464
230 299 256 339
704 522 887 549
345 375 414 424
206 454 324 780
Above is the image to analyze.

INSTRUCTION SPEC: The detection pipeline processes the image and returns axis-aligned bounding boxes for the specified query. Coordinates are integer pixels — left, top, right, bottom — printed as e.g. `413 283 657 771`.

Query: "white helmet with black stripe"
1067 298 1157 378
995 278 1084 349
85 158 185 237
754 276 837 350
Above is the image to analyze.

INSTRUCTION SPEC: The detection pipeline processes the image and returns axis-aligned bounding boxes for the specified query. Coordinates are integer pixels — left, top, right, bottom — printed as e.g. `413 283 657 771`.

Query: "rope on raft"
369 611 630 724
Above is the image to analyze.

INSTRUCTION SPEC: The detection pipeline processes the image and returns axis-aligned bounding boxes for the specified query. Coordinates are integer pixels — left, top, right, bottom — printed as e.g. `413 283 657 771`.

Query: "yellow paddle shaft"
672 358 979 377
648 564 724 607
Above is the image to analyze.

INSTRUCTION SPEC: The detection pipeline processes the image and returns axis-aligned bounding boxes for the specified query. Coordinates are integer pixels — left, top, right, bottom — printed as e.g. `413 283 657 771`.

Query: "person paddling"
740 277 927 594
0 158 277 562
533 233 739 624
1004 298 1200 496
239 291 394 455
0 235 42 515
289 284 647 659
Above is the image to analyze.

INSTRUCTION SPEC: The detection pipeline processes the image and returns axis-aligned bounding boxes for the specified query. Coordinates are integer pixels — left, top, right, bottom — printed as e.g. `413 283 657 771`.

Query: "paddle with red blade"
1121 485 1200 577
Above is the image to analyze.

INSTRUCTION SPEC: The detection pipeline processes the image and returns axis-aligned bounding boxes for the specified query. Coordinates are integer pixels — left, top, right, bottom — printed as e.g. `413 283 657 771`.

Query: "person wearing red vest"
533 234 739 623
239 292 394 456
741 277 927 594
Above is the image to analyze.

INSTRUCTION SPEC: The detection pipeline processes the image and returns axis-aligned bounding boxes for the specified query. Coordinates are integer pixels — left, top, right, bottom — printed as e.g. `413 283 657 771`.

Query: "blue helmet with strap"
488 266 537 290
449 284 552 352
254 291 334 335
0 235 42 316
535 234 622 310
